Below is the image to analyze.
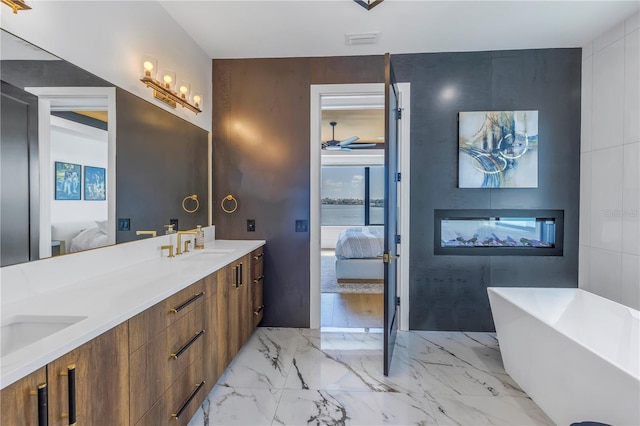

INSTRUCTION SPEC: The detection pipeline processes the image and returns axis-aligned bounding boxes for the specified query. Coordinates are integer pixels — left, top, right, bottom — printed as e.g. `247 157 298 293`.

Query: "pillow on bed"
69 226 109 253
95 220 108 234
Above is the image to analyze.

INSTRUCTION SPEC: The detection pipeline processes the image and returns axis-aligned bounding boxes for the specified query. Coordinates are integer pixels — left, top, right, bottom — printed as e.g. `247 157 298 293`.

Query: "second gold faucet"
176 231 197 255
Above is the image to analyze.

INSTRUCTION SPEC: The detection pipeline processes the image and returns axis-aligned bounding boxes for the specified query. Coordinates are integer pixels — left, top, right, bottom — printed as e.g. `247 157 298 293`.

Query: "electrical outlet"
118 218 130 231
247 219 256 232
170 218 179 231
295 219 308 232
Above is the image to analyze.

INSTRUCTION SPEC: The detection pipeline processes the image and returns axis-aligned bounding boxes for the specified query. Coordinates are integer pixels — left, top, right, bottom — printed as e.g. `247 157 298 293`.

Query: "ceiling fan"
322 121 377 151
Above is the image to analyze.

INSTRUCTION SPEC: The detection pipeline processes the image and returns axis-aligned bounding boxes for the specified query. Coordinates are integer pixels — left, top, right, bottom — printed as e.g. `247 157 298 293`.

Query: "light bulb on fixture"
192 93 202 109
141 55 157 79
177 81 191 100
161 70 176 91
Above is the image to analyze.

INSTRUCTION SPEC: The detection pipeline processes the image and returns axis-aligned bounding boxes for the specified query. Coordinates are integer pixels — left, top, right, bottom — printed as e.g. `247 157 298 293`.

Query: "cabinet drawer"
129 302 205 425
251 247 264 267
202 270 218 298
134 355 206 426
251 248 264 326
0 367 47 426
252 281 264 326
129 279 205 353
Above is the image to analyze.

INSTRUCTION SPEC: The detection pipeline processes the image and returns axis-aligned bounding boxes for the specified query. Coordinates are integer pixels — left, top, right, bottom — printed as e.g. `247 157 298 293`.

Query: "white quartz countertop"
1 239 264 389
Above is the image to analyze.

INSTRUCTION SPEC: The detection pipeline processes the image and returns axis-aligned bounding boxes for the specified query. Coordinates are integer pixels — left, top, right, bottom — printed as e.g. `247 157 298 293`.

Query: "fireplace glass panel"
434 209 563 256
441 217 556 248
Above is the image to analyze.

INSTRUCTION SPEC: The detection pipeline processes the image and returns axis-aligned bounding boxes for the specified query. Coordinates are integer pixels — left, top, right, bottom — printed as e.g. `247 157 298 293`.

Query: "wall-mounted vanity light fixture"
140 55 202 114
2 0 31 13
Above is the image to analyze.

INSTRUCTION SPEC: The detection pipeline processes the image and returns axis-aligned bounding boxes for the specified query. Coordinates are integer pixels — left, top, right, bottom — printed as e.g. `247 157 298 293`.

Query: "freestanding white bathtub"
488 287 639 426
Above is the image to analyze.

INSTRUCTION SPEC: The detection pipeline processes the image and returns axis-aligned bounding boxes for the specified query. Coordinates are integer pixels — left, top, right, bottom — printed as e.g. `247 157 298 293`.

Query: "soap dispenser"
164 224 176 235
194 225 205 250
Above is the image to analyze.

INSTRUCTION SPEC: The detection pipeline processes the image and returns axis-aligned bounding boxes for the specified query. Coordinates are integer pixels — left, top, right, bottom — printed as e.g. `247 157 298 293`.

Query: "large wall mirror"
1 29 209 267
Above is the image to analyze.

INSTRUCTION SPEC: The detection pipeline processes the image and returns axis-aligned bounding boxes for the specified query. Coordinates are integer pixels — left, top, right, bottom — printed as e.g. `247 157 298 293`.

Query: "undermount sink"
176 248 234 261
1 315 87 357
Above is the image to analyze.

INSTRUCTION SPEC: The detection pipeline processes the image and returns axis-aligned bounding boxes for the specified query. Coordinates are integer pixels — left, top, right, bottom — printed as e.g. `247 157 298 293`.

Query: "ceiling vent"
345 32 380 46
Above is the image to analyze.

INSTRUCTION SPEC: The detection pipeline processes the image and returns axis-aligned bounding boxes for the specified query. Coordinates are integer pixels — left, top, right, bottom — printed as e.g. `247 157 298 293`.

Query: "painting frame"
458 110 539 188
84 165 106 201
54 161 82 200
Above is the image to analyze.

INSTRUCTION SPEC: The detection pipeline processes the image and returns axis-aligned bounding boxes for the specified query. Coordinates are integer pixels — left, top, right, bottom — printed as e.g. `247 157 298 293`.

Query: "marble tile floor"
187 327 553 426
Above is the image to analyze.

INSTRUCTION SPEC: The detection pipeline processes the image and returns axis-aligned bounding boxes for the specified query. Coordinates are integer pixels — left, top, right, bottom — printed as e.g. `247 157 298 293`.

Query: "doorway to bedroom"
310 82 410 331
319 96 385 329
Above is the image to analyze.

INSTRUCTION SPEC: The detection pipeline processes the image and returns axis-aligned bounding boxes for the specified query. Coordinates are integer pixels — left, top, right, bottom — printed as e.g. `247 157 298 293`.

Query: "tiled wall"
580 12 640 309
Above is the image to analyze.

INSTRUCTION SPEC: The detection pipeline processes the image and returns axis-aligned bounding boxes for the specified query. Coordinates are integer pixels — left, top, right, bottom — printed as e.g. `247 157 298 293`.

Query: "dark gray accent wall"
115 88 209 242
1 82 39 266
392 49 582 331
211 49 581 331
212 56 385 328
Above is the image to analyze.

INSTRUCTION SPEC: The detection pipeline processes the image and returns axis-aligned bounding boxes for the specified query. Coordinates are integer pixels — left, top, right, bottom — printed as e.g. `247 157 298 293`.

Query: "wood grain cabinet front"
128 279 205 354
202 271 221 385
1 367 47 426
47 322 129 426
251 247 265 327
0 244 265 426
134 355 206 426
129 281 206 425
1 325 129 426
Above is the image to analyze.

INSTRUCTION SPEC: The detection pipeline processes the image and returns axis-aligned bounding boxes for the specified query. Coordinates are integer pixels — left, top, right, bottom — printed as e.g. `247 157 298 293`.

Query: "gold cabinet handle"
170 292 205 314
171 381 206 419
170 330 205 360
253 252 264 260
253 275 264 284
253 305 264 315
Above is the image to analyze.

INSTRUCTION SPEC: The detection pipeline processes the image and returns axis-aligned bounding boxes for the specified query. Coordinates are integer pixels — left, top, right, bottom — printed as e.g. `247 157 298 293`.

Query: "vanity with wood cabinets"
1 242 265 426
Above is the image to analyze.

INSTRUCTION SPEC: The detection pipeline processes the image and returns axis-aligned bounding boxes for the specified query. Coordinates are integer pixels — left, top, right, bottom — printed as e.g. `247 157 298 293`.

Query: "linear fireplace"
434 209 564 256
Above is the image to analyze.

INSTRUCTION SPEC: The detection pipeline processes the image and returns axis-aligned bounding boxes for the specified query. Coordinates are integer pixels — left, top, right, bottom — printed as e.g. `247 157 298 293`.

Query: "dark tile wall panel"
393 49 581 331
212 56 384 327
211 49 581 330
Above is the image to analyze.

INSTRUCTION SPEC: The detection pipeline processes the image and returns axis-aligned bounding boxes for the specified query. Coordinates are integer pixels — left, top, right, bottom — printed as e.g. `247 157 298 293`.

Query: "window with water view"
321 166 384 226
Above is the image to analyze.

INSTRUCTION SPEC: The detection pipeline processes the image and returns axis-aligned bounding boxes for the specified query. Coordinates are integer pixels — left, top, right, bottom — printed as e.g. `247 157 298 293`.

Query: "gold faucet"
161 245 174 258
136 230 157 237
176 231 197 255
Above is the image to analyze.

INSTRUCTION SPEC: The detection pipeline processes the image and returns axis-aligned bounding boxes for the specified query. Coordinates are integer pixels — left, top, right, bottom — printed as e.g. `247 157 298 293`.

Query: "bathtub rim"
488 286 640 382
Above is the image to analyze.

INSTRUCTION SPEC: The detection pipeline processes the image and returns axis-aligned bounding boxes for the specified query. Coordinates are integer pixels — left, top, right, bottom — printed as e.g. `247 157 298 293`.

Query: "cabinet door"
238 254 253 344
251 247 265 327
129 302 205 425
216 262 235 373
47 322 129 426
1 367 47 426
202 271 220 385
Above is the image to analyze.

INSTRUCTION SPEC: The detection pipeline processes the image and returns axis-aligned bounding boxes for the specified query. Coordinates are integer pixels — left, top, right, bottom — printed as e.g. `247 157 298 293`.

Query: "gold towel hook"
182 194 199 213
221 194 238 214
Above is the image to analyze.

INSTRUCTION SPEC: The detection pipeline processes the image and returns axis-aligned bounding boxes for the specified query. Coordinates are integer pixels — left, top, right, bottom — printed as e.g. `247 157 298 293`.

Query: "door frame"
309 82 411 330
25 86 116 258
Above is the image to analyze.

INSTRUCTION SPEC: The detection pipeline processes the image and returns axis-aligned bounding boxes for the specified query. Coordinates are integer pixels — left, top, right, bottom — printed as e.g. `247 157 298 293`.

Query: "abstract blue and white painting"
458 110 538 188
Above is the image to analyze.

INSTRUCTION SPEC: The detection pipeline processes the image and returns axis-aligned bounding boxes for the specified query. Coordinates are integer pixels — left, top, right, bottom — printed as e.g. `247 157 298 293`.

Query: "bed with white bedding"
51 220 109 254
334 226 384 283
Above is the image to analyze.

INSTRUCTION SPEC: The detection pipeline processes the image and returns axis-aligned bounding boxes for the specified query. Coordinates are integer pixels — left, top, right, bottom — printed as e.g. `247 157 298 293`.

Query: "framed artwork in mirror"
84 165 106 201
54 161 81 200
458 110 538 188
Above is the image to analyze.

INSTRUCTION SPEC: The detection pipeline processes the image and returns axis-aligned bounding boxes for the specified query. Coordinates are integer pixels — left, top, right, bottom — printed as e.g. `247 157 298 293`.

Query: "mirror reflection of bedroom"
320 95 385 329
